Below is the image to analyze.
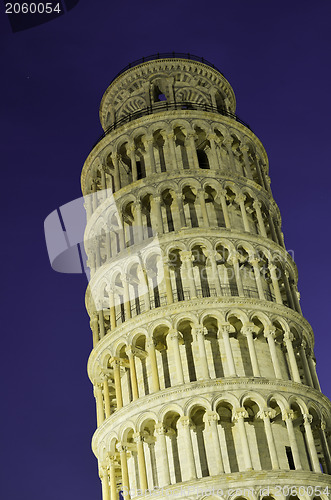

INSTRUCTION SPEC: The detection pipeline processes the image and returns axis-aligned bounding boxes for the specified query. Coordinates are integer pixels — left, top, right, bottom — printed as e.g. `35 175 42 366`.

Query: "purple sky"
1 1 331 499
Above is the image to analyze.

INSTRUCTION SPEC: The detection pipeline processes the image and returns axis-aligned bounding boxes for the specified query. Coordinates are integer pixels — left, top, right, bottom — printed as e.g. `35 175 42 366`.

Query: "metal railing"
110 52 224 83
92 100 251 149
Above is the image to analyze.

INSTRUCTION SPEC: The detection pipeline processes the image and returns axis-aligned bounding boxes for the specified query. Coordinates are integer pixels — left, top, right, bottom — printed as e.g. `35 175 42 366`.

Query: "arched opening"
178 320 197 383
197 149 210 169
203 316 224 378
190 406 209 477
216 401 239 472
169 249 185 301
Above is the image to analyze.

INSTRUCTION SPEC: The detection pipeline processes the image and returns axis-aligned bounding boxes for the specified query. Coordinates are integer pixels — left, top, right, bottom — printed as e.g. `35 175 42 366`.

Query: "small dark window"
197 149 210 169
286 446 295 470
158 93 166 101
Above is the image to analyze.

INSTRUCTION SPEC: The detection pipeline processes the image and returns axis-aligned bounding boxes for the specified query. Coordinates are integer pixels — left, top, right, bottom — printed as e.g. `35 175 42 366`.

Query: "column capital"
264 327 276 339
207 133 217 141
125 345 135 358
180 250 193 262
235 193 246 204
303 413 313 425
232 408 249 421
203 410 219 425
99 465 108 479
168 329 184 346
155 422 168 435
178 416 193 428
133 432 144 443
218 323 236 336
257 408 276 420
240 144 250 153
116 443 127 453
253 199 262 210
283 331 294 343
241 323 259 336
223 136 233 146
282 408 295 421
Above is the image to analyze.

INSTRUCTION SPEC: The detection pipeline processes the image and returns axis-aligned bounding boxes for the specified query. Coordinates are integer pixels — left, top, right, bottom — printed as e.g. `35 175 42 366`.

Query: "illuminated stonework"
81 55 331 500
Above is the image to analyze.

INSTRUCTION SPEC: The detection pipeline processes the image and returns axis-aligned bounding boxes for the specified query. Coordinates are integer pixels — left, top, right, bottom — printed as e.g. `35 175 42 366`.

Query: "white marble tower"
81 54 331 500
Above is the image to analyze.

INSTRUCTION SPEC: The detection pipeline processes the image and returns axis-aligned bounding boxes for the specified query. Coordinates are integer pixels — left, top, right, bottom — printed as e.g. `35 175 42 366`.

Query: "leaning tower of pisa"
81 54 331 500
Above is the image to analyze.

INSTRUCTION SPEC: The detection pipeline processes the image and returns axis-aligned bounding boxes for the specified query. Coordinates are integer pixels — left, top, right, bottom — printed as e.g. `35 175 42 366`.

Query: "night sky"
1 2 331 499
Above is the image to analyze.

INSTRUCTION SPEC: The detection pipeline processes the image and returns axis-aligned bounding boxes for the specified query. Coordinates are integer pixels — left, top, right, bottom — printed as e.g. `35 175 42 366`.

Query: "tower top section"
99 53 236 131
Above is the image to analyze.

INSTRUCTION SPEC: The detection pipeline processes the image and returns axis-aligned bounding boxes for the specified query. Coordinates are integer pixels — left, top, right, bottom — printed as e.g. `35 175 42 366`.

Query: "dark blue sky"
1 2 331 499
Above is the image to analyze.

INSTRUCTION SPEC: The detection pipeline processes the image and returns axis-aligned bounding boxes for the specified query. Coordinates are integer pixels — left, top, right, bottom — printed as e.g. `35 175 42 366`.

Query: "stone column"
168 329 184 384
151 196 164 234
143 136 156 175
242 324 260 377
299 340 314 387
180 250 196 299
223 137 236 173
165 132 178 171
236 194 250 232
230 254 244 296
107 286 117 330
257 409 280 469
207 250 222 295
303 414 321 473
250 258 265 300
240 145 253 179
146 338 160 393
133 433 148 491
283 331 301 383
186 132 200 169
103 374 111 419
128 145 138 182
269 264 283 304
90 313 99 347
100 466 111 500
133 201 144 242
233 408 253 470
218 324 237 377
253 200 268 238
282 409 302 470
203 411 224 474
290 284 302 314
219 189 231 228
320 420 331 474
197 189 210 226
264 328 282 379
94 383 104 426
111 152 121 192
112 359 123 409
307 354 321 391
122 275 131 320
175 192 186 227
207 133 219 168
117 444 130 497
98 310 105 339
162 258 174 304
126 347 139 400
283 271 295 310
178 417 197 479
155 423 171 486
108 456 117 500
194 326 209 379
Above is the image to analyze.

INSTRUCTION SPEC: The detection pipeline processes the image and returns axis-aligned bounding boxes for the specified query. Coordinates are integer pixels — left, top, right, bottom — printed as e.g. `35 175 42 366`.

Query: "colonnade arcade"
90 311 320 424
82 118 270 201
88 237 300 339
83 57 331 500
85 178 284 270
96 392 331 500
